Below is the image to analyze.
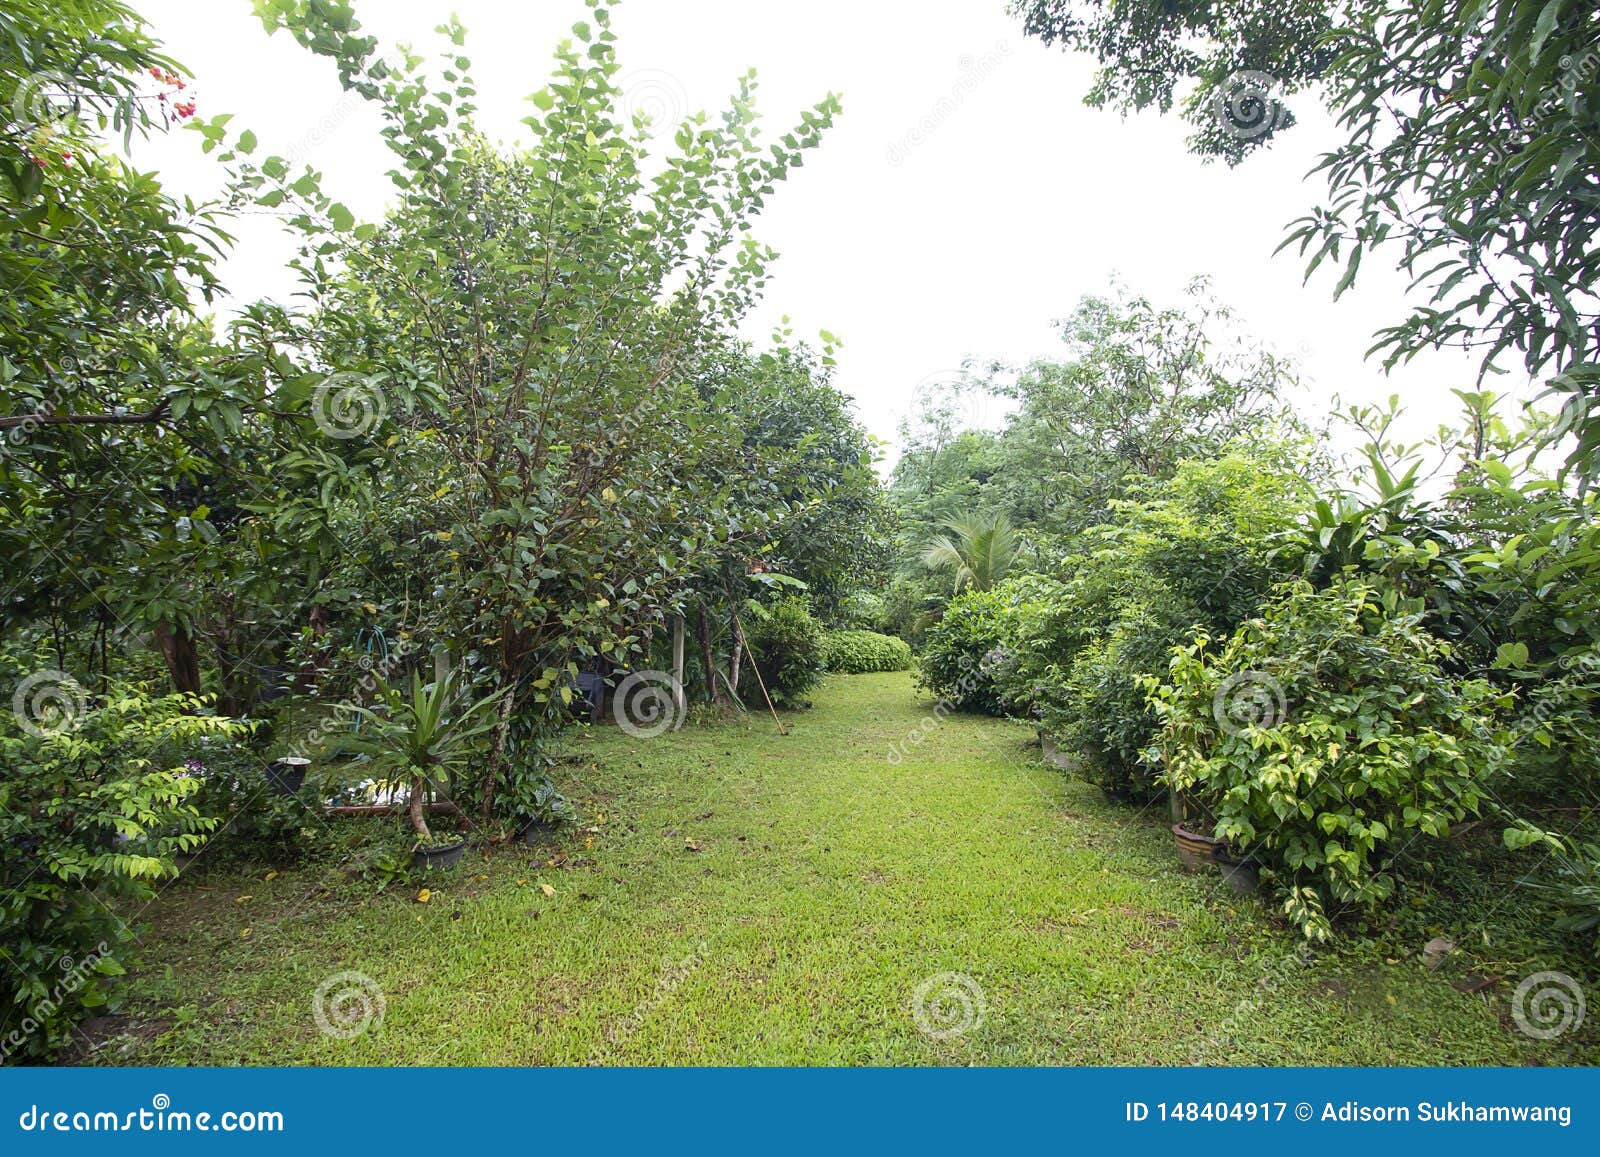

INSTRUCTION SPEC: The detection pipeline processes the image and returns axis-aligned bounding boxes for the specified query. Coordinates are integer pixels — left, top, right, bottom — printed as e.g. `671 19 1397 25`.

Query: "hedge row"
820 629 912 674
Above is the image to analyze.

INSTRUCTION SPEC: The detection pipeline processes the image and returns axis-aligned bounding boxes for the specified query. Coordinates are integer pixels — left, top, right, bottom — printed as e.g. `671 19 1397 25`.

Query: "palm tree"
920 511 1017 594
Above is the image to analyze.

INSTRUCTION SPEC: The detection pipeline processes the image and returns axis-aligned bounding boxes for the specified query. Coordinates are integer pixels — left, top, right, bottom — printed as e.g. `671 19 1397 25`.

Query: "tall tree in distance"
1011 0 1600 479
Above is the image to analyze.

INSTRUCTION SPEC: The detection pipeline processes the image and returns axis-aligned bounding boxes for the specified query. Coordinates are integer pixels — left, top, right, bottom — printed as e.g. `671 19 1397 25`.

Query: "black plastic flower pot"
413 839 467 872
266 758 310 796
517 819 557 846
1214 852 1261 895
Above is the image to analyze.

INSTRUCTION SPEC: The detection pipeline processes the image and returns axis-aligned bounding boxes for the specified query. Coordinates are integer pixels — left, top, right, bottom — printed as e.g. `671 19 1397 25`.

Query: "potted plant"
267 755 311 795
1170 790 1219 871
337 668 500 856
517 778 577 845
413 829 468 871
1213 843 1261 894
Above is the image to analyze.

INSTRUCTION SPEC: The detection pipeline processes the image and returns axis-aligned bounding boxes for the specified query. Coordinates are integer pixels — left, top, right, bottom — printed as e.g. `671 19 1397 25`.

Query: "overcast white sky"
134 0 1536 473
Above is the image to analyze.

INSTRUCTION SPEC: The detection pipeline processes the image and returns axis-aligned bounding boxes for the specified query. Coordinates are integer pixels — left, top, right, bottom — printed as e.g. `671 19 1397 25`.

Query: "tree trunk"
727 623 743 700
481 681 515 824
408 771 432 838
696 608 728 705
670 615 686 718
154 619 201 694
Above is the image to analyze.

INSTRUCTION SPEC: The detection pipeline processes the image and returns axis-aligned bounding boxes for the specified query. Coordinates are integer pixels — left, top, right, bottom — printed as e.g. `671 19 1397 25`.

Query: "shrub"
745 597 825 707
190 740 324 866
1057 608 1181 798
915 586 1017 714
989 453 1306 793
833 590 885 631
1542 842 1600 958
1145 577 1511 940
820 630 912 674
0 685 249 1058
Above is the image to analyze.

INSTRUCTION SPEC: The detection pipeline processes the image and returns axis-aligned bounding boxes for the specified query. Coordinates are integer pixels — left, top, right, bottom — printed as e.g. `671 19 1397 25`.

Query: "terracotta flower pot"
1172 822 1219 871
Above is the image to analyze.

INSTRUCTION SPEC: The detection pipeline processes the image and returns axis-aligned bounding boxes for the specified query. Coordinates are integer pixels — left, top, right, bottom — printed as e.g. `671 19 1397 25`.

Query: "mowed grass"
108 672 1595 1065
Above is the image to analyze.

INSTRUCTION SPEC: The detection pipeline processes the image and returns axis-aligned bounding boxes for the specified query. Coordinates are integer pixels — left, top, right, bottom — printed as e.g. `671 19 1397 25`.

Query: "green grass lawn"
105 672 1596 1065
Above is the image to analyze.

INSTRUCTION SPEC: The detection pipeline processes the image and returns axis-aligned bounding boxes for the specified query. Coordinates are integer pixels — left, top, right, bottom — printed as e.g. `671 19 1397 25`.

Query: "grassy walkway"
110 672 1588 1064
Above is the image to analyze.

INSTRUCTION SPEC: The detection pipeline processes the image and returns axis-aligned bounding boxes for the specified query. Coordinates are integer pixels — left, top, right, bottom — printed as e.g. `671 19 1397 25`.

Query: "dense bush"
0 685 248 1058
820 630 912 674
1145 578 1512 940
915 586 1017 714
745 597 825 708
991 453 1308 793
191 740 324 865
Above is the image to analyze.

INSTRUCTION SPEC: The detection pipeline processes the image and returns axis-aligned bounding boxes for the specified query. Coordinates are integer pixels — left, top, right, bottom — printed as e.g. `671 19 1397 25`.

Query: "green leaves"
1147 576 1511 939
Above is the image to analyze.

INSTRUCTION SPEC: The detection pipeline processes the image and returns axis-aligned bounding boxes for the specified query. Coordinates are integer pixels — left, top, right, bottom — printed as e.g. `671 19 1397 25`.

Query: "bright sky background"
134 0 1540 475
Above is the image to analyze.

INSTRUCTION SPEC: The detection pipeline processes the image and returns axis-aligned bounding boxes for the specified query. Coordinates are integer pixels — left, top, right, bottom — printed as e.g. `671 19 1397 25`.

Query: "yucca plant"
337 669 501 837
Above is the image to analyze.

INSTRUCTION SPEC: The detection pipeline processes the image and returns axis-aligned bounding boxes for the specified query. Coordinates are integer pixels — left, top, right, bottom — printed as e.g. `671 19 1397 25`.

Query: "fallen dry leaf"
235 895 251 904
539 883 556 897
416 888 432 904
